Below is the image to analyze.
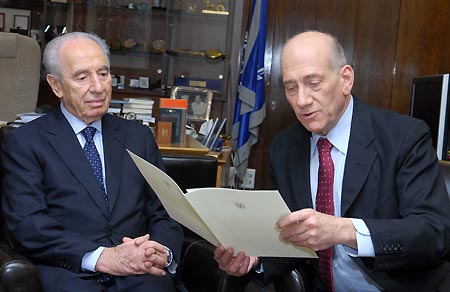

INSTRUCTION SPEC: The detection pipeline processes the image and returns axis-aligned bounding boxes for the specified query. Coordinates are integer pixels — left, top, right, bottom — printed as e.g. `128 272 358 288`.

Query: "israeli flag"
232 0 267 182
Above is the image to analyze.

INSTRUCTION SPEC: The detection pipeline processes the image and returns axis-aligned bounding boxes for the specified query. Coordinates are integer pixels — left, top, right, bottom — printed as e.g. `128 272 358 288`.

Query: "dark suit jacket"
1 108 184 289
264 98 450 291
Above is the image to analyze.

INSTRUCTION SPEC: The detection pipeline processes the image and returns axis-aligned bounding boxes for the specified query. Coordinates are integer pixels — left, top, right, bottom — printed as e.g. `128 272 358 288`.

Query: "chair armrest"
0 244 43 292
272 263 314 292
180 230 314 292
180 236 250 292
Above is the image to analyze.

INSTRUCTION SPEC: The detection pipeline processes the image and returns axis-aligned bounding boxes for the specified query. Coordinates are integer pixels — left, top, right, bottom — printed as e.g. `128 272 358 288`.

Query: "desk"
157 135 210 155
157 135 229 187
207 149 231 187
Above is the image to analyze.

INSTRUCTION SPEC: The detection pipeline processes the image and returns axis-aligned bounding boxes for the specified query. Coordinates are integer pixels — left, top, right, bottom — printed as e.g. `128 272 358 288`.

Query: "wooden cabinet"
0 0 240 108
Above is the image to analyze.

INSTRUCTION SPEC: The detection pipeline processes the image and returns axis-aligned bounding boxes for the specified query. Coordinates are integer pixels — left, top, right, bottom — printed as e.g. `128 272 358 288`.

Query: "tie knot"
81 127 96 142
317 138 333 153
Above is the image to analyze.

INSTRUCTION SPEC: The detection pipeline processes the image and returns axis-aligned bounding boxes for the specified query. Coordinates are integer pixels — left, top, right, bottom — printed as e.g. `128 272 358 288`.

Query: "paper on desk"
127 150 316 258
199 119 214 136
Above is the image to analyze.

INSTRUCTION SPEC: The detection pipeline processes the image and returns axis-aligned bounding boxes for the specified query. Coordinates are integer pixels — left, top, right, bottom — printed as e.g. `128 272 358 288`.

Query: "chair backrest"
0 32 41 122
438 160 450 201
161 153 218 192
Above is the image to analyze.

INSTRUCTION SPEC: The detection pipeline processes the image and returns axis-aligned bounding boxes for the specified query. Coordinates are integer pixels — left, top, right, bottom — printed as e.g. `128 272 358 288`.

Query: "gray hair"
43 32 110 81
328 33 347 72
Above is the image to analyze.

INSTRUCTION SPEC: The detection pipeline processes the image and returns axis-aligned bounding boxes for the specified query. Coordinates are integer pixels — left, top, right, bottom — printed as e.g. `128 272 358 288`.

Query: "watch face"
124 112 137 120
152 39 165 52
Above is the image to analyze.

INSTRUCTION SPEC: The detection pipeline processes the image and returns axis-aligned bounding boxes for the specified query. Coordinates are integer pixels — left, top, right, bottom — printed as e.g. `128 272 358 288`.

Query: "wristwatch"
165 247 173 267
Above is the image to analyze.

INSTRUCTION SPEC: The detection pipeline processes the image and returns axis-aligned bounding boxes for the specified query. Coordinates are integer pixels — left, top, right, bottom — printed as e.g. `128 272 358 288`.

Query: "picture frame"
13 15 29 32
170 86 212 121
0 13 4 32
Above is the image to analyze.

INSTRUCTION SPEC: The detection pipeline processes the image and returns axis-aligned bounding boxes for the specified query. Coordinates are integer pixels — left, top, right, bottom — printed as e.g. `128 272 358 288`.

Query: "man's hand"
276 208 357 250
123 234 169 271
213 245 259 277
95 234 168 276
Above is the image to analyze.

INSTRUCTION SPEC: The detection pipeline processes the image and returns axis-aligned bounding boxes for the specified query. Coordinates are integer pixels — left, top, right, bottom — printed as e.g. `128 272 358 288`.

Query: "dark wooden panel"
437 1 450 74
262 0 318 148
391 0 448 114
315 0 359 62
351 0 400 108
252 0 318 189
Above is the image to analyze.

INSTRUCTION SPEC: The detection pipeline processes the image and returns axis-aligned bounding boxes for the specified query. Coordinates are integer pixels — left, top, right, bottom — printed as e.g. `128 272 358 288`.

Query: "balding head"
279 31 354 135
281 31 347 75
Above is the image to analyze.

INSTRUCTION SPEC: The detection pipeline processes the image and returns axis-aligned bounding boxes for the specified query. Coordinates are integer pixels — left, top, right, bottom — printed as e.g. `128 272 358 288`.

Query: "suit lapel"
288 125 313 210
102 114 125 211
45 109 110 217
341 100 377 216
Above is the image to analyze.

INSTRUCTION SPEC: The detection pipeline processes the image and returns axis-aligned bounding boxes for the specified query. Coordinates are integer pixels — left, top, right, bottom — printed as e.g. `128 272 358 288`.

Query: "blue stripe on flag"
232 0 267 181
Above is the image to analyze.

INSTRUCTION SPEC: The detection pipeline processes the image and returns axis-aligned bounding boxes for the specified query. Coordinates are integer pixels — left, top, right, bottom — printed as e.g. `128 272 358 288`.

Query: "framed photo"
0 13 4 32
13 15 29 31
170 86 212 121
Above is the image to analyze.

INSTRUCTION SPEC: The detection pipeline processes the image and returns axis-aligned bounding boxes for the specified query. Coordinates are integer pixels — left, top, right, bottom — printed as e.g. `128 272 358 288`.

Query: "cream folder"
128 150 316 258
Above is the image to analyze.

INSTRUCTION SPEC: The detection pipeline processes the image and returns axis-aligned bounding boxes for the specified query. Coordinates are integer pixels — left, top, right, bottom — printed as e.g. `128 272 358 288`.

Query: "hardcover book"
159 98 188 144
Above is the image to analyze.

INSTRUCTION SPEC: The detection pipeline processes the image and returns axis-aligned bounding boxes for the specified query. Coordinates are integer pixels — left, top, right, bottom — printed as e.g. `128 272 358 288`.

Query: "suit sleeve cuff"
346 218 375 257
82 246 105 272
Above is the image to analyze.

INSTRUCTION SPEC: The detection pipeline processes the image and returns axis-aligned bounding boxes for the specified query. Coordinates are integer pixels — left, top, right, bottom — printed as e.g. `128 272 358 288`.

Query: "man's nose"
296 86 311 107
89 75 104 92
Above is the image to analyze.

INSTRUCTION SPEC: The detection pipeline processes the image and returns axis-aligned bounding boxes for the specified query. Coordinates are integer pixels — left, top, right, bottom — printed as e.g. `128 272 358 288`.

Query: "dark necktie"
316 138 335 292
81 127 108 206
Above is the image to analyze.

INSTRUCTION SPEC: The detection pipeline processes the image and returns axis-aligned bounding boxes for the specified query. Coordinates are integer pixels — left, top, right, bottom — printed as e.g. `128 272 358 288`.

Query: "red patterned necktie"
316 138 335 292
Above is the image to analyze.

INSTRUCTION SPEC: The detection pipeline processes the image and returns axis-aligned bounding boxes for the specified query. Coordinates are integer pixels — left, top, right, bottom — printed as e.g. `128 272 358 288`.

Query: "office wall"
250 0 450 189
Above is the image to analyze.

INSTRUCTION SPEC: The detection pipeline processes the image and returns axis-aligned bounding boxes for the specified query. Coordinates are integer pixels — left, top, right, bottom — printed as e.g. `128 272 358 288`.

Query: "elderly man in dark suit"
214 31 450 292
1 32 186 292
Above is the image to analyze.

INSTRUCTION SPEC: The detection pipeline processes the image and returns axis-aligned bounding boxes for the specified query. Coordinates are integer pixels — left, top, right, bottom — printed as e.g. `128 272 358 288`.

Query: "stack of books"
108 100 125 114
122 98 155 123
108 98 155 124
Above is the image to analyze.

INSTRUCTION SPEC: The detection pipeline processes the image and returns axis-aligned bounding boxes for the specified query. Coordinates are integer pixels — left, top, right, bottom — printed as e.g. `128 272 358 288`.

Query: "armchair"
0 33 41 122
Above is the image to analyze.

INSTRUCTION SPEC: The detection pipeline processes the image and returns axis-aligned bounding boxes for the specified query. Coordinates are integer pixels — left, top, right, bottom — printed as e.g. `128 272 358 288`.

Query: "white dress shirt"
310 97 381 291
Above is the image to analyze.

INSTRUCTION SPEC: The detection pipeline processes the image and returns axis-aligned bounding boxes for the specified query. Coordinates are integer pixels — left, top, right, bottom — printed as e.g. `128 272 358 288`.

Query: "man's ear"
46 74 63 99
340 65 354 96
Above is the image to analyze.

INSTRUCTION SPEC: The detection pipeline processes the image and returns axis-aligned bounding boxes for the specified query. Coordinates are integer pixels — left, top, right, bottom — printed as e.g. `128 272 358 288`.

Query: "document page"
127 150 219 245
128 150 316 258
186 188 316 258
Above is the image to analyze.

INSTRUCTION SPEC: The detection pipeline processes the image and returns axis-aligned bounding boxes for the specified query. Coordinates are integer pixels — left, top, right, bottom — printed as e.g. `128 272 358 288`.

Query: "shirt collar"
60 103 102 135
311 97 353 156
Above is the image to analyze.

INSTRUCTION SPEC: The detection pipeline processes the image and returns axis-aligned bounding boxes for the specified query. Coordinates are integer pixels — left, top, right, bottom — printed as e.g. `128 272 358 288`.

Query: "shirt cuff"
346 218 375 257
82 246 105 272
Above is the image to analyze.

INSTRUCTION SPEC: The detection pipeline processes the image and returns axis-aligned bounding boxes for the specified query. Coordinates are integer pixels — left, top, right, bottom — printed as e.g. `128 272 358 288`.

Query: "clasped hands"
214 208 356 276
96 234 169 277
